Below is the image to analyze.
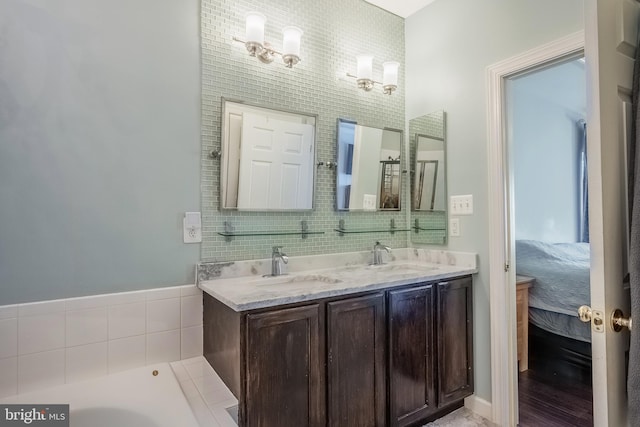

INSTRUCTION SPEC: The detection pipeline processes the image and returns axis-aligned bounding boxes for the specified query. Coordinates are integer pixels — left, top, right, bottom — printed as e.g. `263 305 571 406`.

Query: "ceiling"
364 0 437 18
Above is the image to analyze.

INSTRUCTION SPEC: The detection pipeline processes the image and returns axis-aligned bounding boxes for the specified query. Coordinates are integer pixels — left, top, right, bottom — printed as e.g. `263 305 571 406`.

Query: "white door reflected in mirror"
220 100 317 211
238 113 314 210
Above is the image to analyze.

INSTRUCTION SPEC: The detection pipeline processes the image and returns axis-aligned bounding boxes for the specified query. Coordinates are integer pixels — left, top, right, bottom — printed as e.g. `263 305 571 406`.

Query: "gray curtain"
578 120 589 243
628 40 640 427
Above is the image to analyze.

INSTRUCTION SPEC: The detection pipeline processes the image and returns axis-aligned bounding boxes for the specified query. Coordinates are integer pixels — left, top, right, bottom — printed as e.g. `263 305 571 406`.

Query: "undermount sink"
253 274 342 288
366 263 437 274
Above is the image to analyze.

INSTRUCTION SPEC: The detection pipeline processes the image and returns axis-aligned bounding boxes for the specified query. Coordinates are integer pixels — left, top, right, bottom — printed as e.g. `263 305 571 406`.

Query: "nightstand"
516 275 534 372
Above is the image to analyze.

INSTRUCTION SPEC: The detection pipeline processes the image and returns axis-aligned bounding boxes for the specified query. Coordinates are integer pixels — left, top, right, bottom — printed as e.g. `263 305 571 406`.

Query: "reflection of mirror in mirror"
220 100 317 211
414 135 445 211
409 111 447 245
336 119 402 211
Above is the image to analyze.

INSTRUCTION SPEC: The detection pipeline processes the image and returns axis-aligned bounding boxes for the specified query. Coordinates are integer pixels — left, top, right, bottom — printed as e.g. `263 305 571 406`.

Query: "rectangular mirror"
409 111 448 244
336 119 402 211
220 99 317 211
414 135 446 211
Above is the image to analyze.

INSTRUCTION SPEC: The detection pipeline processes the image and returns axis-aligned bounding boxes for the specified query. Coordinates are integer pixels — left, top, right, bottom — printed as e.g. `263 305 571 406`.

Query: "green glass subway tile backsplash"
201 0 406 262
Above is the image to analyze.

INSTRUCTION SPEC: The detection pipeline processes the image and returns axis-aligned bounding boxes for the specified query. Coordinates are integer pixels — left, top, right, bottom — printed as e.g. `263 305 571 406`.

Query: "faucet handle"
272 246 283 253
374 241 391 252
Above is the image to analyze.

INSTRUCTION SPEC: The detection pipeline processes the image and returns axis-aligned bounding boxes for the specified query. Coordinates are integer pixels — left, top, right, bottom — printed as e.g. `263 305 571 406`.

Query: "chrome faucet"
271 246 289 276
373 241 391 265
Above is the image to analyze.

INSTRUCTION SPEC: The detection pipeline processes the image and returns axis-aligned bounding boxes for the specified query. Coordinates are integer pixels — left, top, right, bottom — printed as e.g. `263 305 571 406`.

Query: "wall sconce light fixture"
232 12 303 68
347 56 400 95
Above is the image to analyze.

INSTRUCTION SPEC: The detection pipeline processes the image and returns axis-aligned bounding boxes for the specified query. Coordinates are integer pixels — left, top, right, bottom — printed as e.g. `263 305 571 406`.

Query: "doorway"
488 7 637 423
505 55 593 426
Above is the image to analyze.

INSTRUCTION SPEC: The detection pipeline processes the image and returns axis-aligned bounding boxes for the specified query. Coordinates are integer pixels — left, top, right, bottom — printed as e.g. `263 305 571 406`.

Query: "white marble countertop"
198 248 478 311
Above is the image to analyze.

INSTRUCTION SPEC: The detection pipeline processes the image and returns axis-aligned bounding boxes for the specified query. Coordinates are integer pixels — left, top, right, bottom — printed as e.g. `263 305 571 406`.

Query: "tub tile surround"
198 248 478 310
0 284 203 398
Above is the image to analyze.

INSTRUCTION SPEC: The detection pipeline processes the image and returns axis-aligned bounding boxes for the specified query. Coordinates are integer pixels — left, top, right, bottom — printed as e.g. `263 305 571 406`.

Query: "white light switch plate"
450 195 473 215
449 218 460 237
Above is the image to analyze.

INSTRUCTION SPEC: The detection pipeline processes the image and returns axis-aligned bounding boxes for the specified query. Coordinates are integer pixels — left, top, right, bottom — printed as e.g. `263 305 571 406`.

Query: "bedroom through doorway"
505 54 593 426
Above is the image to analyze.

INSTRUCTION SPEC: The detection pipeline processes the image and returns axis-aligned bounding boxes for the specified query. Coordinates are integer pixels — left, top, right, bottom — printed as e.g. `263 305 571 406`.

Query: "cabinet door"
327 293 386 427
388 284 436 427
245 304 324 427
437 277 473 406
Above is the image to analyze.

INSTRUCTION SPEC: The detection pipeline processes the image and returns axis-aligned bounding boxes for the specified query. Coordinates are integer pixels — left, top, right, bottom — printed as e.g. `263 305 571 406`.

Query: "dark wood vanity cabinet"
327 293 386 427
388 284 437 427
437 277 474 406
204 292 385 427
204 274 473 427
245 304 325 427
388 276 474 427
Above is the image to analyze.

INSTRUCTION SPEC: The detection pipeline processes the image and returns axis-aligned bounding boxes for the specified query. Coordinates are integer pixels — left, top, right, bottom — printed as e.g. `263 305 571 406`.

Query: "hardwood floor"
518 368 593 426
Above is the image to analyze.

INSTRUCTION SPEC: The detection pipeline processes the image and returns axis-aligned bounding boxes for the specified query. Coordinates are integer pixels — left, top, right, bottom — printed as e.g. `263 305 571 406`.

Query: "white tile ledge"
1 284 201 314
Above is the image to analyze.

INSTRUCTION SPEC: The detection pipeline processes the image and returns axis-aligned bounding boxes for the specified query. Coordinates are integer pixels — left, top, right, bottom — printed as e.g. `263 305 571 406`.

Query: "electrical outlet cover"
449 218 460 237
183 213 202 243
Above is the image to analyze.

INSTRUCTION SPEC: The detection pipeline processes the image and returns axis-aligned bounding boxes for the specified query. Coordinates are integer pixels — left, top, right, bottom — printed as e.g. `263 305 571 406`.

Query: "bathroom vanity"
200 253 475 427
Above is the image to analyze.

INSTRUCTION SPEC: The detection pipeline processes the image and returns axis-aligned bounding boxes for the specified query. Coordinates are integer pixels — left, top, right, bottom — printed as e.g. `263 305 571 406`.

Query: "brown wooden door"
327 293 386 427
437 276 473 406
245 304 324 427
388 284 436 427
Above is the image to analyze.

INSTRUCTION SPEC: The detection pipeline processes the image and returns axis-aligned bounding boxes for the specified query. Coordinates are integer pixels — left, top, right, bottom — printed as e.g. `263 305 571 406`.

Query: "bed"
515 240 592 379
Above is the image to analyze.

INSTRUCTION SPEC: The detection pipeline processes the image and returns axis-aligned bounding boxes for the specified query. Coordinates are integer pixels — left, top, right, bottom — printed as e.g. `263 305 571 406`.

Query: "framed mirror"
336 119 402 211
409 111 448 244
414 135 446 211
220 99 317 211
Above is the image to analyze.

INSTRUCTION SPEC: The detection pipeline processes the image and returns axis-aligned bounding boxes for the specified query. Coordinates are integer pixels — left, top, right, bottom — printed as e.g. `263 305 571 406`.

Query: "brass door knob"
578 305 592 322
611 309 632 332
578 305 605 333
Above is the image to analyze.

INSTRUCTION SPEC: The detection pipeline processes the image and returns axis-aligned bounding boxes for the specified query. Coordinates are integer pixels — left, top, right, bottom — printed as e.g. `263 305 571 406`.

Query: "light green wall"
509 60 586 243
0 0 201 304
0 3 585 404
405 0 585 403
200 0 408 263
0 0 408 305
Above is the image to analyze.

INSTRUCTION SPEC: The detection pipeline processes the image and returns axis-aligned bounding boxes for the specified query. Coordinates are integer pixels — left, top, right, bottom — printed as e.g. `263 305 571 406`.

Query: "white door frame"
486 31 585 427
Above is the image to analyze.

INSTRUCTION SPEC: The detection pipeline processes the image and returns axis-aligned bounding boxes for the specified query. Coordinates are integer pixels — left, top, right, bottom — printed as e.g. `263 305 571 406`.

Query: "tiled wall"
0 285 203 398
201 0 408 262
409 112 444 141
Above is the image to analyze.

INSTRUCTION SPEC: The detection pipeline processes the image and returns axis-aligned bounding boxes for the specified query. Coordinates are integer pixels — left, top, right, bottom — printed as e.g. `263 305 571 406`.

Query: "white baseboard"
464 395 493 421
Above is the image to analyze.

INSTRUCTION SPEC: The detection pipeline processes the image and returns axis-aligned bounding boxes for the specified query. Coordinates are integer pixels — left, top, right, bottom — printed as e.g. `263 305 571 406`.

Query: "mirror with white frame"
220 100 317 211
409 110 448 244
336 119 402 211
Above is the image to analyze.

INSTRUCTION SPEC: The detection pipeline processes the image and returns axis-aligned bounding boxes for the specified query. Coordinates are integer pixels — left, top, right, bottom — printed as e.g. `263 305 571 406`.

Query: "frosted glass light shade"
282 26 303 57
356 55 374 81
382 61 400 87
245 12 266 44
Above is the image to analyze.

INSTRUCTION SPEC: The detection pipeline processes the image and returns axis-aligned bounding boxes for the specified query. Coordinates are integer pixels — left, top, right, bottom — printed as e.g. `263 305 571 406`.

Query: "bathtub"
0 363 200 427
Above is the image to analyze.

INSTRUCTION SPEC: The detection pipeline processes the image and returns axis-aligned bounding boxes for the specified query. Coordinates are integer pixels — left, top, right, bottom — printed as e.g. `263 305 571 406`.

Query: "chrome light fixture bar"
347 56 400 95
233 12 303 68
